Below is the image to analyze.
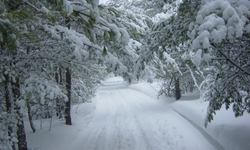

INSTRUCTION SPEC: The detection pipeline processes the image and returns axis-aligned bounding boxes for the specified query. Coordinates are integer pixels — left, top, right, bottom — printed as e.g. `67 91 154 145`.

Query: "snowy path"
67 77 217 150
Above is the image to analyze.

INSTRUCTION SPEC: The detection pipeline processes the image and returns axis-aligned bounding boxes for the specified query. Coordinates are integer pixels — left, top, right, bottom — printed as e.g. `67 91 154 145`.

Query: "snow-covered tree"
138 0 249 125
98 1 153 82
1 0 103 148
1 0 145 148
0 0 36 149
137 0 200 100
186 0 250 126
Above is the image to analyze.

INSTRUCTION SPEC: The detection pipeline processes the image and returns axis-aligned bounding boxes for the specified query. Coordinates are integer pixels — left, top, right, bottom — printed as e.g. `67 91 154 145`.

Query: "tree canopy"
1 0 250 149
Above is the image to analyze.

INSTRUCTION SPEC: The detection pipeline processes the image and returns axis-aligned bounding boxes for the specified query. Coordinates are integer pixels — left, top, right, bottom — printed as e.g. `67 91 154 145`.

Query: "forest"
0 0 249 149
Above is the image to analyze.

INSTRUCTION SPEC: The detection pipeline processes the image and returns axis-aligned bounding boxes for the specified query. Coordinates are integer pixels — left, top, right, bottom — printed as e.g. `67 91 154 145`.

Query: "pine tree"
145 0 250 125
136 0 201 100
185 0 250 126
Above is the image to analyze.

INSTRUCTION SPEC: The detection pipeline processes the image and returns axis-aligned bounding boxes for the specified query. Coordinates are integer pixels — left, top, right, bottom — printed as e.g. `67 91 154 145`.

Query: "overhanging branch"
217 49 250 76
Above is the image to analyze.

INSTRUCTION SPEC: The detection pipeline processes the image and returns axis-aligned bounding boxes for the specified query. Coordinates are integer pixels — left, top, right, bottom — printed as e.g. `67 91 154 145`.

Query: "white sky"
99 0 108 4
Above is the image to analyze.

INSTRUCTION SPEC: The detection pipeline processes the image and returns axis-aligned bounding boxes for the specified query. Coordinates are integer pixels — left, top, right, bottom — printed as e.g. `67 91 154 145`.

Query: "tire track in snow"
71 80 217 150
117 89 188 149
116 89 152 150
90 89 146 150
112 90 148 149
107 90 134 150
117 89 179 150
117 88 216 150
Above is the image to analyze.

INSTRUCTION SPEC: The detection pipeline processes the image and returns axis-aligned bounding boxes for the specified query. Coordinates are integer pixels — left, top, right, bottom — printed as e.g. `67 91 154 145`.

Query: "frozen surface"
25 77 250 150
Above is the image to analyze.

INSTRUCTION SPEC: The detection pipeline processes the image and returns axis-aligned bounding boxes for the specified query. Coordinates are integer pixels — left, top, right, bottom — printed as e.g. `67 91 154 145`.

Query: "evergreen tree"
0 0 145 148
143 0 250 125
137 0 200 100
185 0 250 126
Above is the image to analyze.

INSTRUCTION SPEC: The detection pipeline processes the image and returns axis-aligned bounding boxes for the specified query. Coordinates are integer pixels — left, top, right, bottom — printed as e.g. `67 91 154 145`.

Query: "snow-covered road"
67 77 217 150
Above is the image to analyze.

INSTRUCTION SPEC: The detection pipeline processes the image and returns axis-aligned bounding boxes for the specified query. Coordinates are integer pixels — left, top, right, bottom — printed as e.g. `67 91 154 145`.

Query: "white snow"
203 37 210 49
63 0 73 16
172 98 250 150
223 6 235 21
163 52 182 75
108 23 121 42
190 0 250 61
119 28 130 45
43 24 102 60
40 6 49 14
191 49 203 67
25 77 250 150
196 15 204 24
210 25 227 43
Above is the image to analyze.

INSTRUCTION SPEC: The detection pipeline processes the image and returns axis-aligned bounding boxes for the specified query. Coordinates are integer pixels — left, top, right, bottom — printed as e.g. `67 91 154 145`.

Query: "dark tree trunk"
167 76 173 96
16 119 27 150
55 68 64 118
59 68 63 83
12 78 28 150
4 74 16 150
27 102 36 133
64 19 72 125
190 82 194 93
65 68 72 125
174 76 181 100
55 68 60 117
4 74 11 112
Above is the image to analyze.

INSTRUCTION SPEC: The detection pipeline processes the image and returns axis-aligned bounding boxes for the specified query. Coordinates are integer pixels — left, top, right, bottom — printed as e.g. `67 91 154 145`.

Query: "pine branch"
220 73 240 92
215 48 250 76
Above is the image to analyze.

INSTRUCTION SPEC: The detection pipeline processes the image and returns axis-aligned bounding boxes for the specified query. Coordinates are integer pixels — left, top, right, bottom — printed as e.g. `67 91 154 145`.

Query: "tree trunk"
190 81 194 93
12 78 28 150
16 119 27 150
4 74 11 113
56 67 64 118
174 76 181 100
4 74 16 150
27 102 36 133
65 68 72 125
55 68 60 117
167 76 173 96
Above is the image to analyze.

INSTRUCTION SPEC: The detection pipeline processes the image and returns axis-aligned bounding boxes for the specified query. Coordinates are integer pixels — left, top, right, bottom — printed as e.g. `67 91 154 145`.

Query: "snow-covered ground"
172 94 250 150
25 77 250 150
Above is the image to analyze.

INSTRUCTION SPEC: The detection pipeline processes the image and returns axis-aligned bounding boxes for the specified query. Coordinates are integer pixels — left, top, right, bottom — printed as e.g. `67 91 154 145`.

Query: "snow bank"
24 98 98 150
172 96 250 150
129 82 160 99
129 81 250 150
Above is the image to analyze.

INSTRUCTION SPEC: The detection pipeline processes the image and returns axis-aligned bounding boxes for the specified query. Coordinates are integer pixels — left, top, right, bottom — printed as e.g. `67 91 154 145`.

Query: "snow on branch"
43 24 102 60
186 64 201 92
188 0 250 67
